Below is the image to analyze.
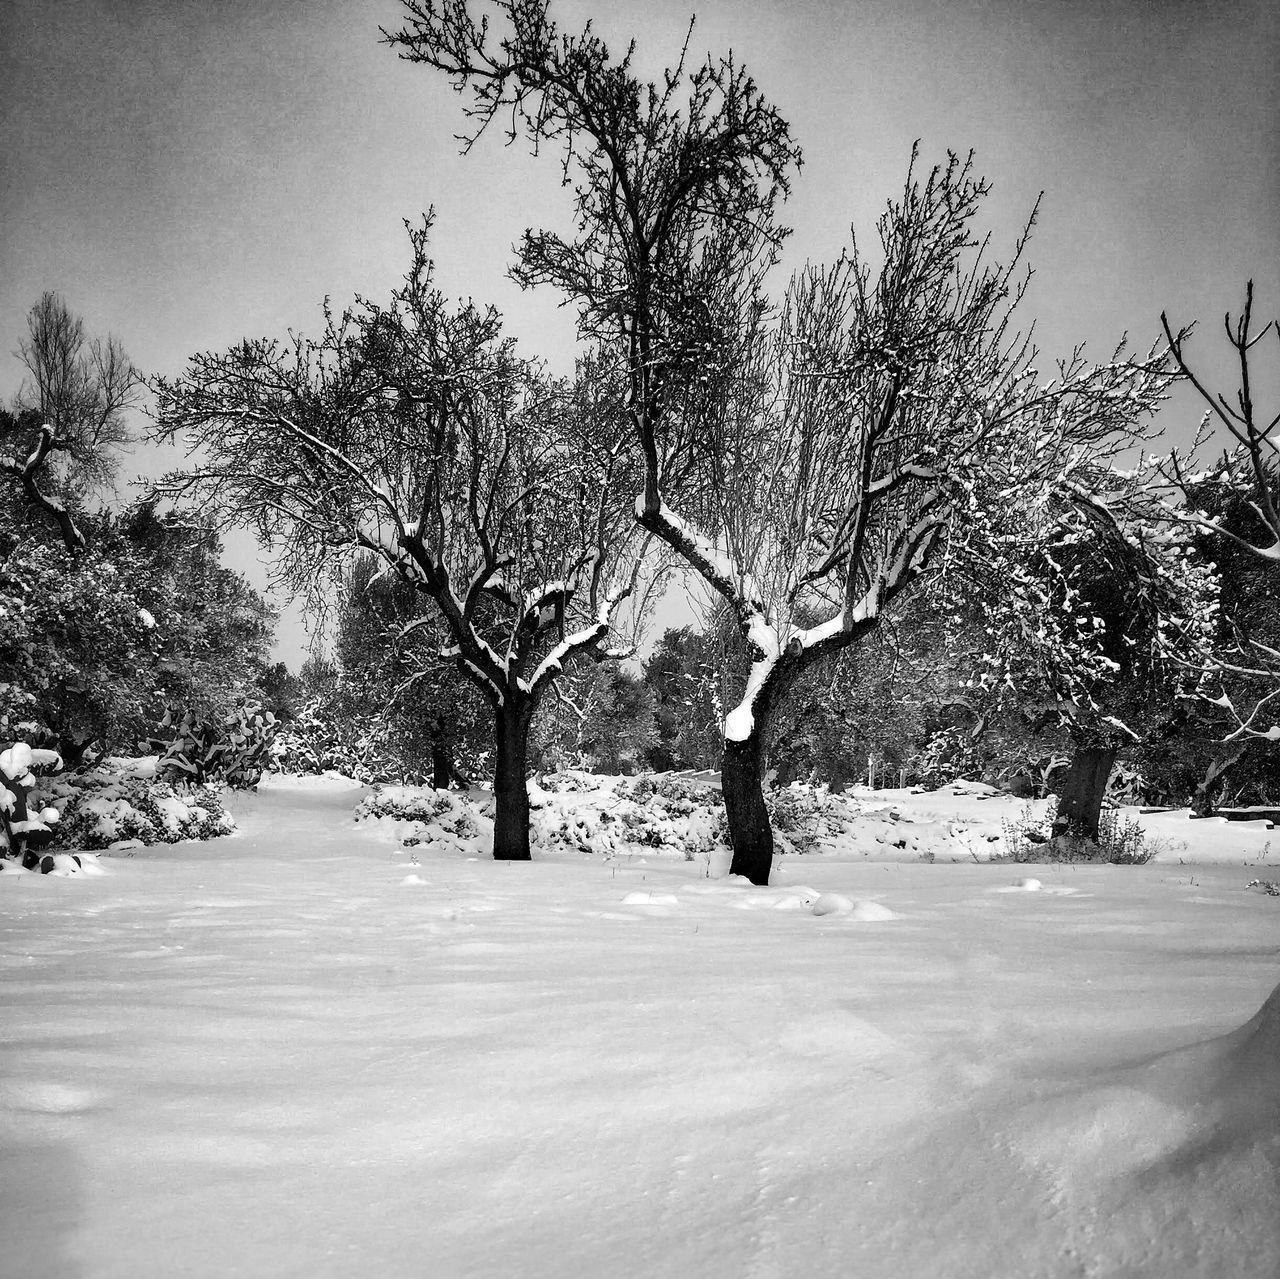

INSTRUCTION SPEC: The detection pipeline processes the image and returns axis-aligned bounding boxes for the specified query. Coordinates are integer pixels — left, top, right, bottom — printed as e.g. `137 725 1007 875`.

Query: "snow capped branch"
526 583 632 701
723 613 780 742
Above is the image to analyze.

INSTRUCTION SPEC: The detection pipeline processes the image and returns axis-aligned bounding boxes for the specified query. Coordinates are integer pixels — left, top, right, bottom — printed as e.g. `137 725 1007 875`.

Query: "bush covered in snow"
0 739 64 865
356 786 479 837
43 765 235 851
3 748 235 859
271 695 404 785
766 784 861 855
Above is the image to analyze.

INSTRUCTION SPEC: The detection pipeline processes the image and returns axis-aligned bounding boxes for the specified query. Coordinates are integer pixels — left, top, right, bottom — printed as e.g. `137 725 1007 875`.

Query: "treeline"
280 549 1280 818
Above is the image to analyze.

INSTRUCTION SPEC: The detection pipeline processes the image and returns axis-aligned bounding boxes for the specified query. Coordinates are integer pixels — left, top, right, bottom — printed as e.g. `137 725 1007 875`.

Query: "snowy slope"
2 773 1278 1277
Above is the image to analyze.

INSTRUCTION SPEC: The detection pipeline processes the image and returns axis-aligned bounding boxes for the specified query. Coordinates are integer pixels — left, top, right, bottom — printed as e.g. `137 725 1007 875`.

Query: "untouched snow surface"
3 774 1279 1278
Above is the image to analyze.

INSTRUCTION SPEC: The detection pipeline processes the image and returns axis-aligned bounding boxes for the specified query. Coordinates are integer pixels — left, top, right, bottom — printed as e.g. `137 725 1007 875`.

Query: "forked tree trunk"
722 731 773 885
1055 744 1117 842
492 703 532 861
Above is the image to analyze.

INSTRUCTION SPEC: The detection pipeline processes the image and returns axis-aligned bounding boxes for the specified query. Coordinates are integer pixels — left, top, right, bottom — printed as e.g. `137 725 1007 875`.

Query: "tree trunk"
1055 744 1117 842
722 730 773 885
492 703 532 861
431 717 453 790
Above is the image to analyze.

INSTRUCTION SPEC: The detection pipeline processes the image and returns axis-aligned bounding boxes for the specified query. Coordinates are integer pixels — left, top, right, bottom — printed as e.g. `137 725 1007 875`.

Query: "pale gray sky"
3 0 1277 663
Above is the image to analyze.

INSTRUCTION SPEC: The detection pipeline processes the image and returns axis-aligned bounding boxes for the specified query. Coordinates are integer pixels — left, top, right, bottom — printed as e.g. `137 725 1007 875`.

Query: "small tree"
2 293 139 551
153 223 650 860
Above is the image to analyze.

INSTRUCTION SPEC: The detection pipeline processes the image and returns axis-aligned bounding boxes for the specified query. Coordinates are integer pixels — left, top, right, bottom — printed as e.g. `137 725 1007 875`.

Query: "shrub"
765 785 853 855
148 703 277 789
270 697 399 783
999 796 1153 865
355 785 478 838
50 772 235 850
0 740 64 866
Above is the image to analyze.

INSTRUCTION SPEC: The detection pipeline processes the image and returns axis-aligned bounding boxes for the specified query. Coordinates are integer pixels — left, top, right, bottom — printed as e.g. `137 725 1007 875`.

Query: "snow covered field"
3 775 1279 1278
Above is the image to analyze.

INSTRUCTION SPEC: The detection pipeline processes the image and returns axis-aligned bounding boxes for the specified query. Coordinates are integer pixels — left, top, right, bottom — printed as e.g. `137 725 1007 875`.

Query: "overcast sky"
2 0 1277 663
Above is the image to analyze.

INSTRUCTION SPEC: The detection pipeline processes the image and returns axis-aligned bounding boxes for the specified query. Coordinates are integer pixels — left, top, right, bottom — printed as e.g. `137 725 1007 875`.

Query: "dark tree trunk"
492 702 532 861
722 730 773 885
431 717 453 790
1055 744 1117 842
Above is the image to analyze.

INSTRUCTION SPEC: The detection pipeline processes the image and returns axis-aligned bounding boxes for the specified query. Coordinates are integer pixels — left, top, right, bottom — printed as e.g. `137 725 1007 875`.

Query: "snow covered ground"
3 774 1278 1278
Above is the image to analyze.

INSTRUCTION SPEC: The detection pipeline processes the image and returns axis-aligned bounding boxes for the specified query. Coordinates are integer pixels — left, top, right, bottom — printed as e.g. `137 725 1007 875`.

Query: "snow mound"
845 899 899 921
0 1080 103 1113
622 891 680 906
1220 978 1280 1106
0 851 107 877
727 886 898 920
811 891 855 915
1011 978 1280 1257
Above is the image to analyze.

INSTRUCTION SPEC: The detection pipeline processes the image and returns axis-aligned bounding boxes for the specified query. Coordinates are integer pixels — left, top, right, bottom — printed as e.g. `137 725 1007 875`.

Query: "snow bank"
4 775 1277 1277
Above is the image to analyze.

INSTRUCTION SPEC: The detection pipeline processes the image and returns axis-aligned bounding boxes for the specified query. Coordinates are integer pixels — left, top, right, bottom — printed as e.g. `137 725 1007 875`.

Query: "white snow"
1 773 1278 1277
723 615 780 743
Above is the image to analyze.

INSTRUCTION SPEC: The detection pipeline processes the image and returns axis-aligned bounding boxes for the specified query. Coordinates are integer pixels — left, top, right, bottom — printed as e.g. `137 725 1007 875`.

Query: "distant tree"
0 510 161 761
1158 283 1279 563
152 222 651 860
1134 473 1280 810
390 3 1176 883
2 293 139 551
114 502 275 719
573 664 657 775
334 552 488 785
256 662 305 723
1154 283 1280 743
644 626 730 772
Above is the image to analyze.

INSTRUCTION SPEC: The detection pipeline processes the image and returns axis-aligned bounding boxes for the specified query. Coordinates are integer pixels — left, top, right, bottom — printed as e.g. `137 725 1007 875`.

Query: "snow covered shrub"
355 786 478 835
0 740 63 866
999 797 1152 865
354 785 480 852
765 785 854 855
149 703 277 790
1105 760 1148 807
613 775 729 859
1089 809 1155 865
270 695 398 783
50 772 235 850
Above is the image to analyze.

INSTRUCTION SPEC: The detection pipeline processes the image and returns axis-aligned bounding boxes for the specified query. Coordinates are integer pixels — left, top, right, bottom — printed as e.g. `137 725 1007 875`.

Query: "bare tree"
387 2 1177 882
1154 283 1280 740
2 292 139 550
1159 282 1280 560
152 222 652 860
